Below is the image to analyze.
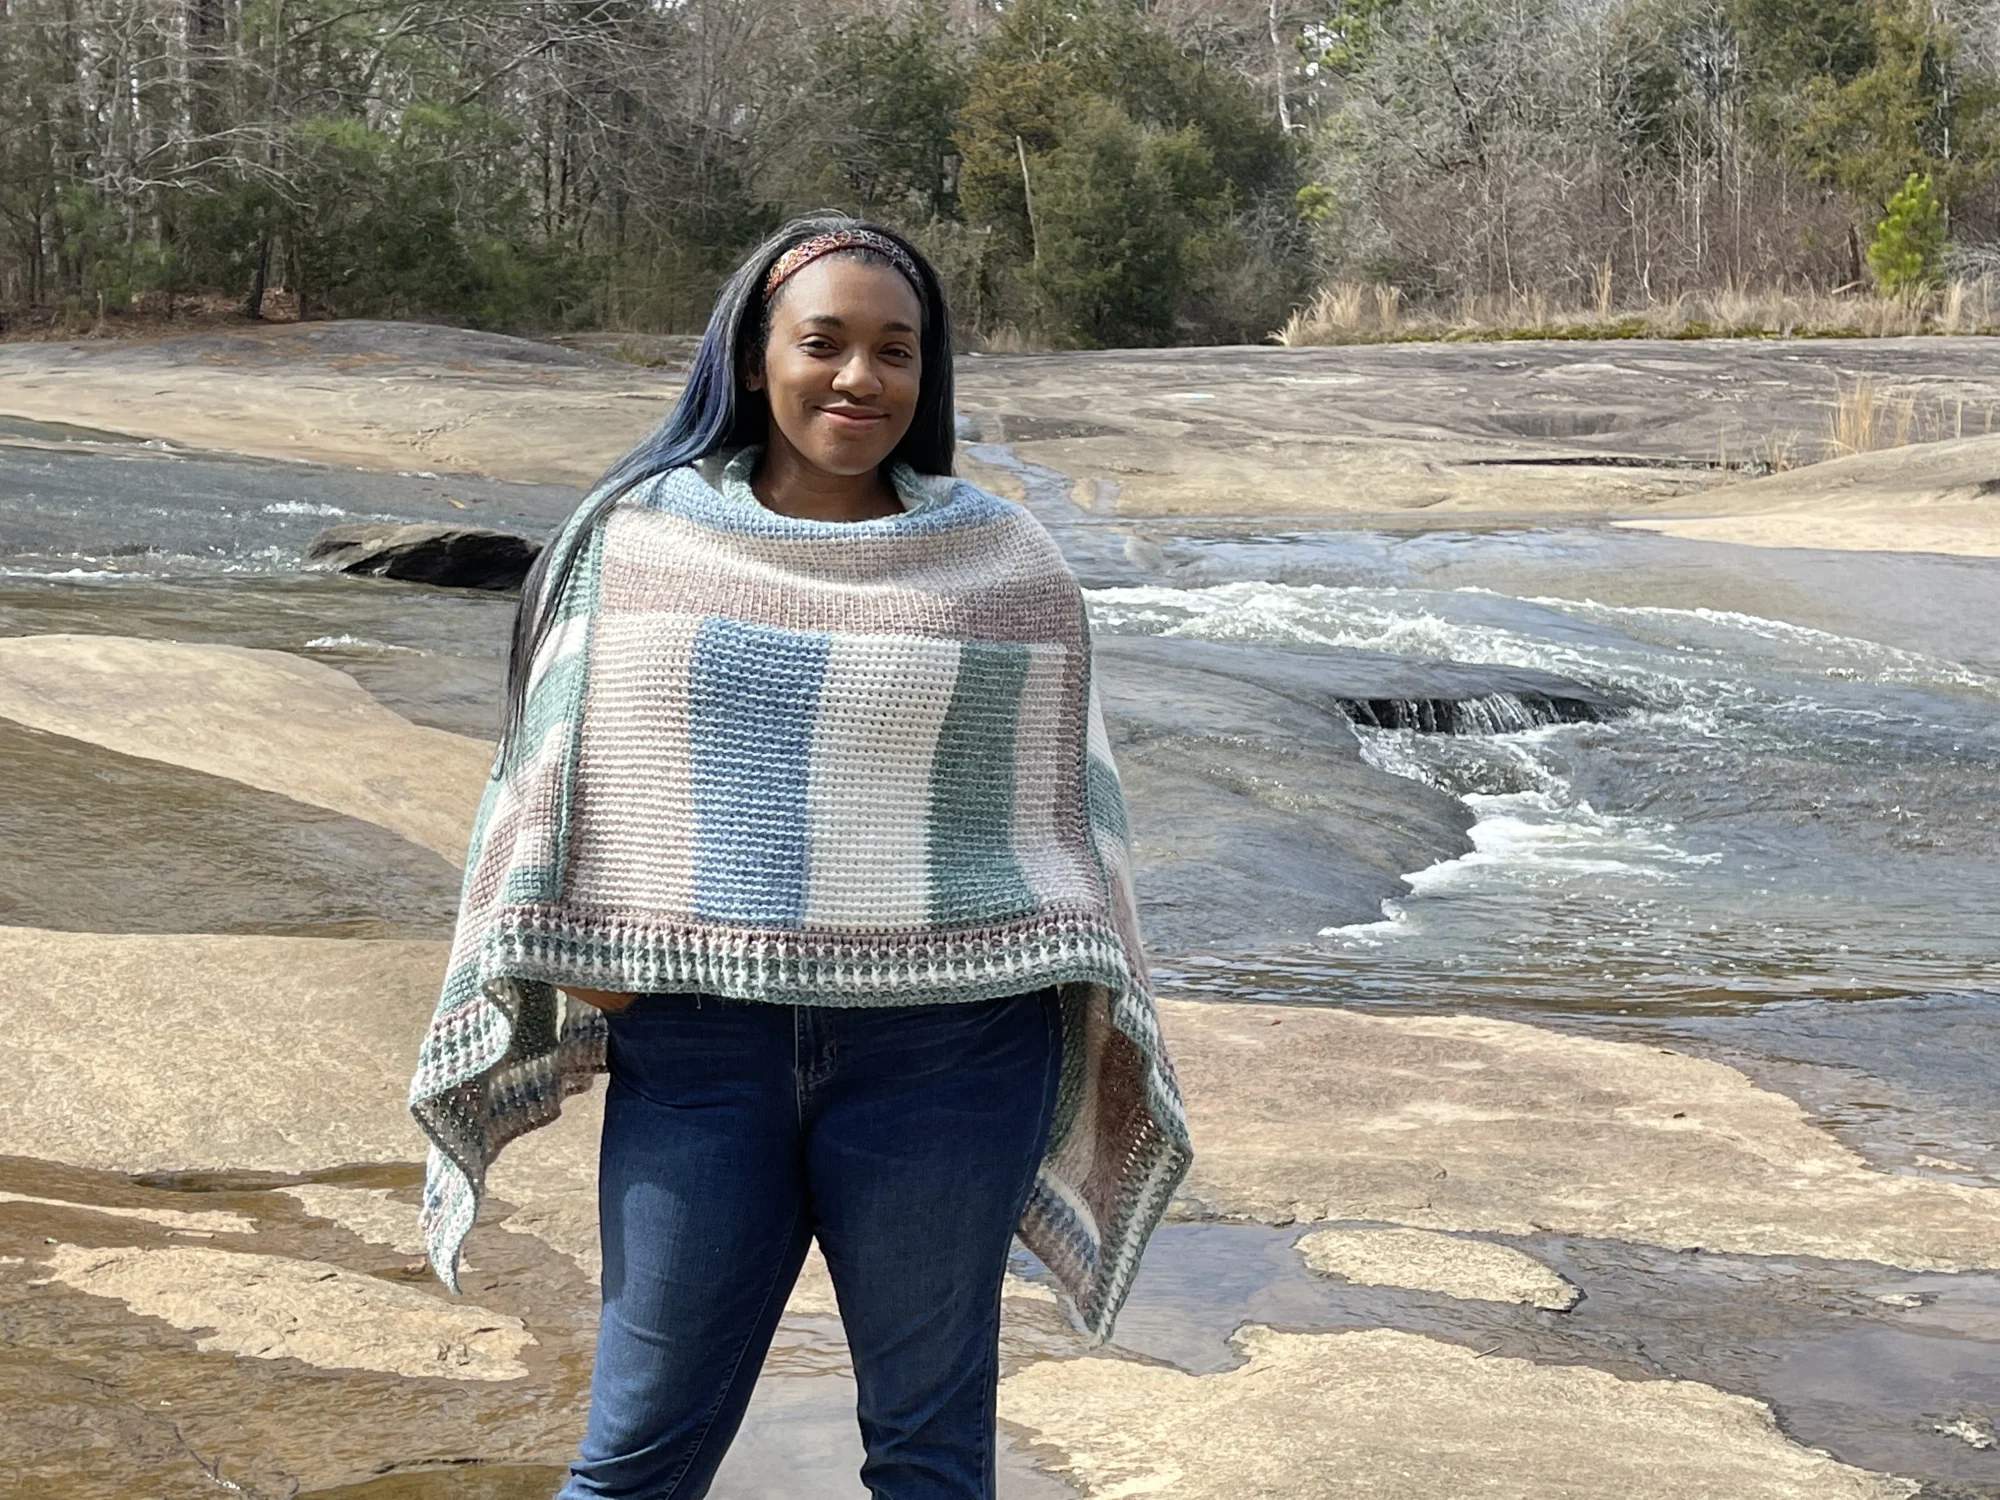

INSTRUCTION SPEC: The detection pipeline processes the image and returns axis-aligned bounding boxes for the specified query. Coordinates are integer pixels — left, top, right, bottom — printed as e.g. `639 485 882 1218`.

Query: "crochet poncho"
408 449 1191 1340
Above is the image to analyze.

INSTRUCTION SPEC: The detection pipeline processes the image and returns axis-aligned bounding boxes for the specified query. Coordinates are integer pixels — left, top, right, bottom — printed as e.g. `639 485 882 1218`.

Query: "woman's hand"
562 986 637 1013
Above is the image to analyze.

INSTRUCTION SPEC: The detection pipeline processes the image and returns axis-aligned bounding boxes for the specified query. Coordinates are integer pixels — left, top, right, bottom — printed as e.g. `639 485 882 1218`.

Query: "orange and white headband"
762 230 922 302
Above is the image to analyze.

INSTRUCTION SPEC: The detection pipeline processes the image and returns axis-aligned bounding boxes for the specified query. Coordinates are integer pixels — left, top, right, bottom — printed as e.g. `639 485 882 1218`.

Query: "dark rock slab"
1093 636 1479 949
306 522 542 590
1094 635 1628 947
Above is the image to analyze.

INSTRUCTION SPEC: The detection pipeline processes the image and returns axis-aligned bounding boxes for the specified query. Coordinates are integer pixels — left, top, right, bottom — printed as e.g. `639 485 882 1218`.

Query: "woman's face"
748 254 924 477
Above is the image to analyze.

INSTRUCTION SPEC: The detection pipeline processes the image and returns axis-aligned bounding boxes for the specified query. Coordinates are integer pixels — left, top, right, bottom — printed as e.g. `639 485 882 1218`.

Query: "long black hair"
497 215 956 752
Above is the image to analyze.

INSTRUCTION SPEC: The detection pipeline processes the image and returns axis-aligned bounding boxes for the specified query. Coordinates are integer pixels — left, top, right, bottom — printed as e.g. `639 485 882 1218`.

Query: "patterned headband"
762 229 923 302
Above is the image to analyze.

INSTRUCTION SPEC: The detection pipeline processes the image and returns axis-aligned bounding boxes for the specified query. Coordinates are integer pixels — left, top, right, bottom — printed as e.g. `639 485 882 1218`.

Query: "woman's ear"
742 345 766 393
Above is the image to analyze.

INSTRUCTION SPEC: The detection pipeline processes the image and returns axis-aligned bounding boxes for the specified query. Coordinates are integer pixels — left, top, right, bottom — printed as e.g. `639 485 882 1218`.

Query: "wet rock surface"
0 441 578 574
1098 633 1625 728
0 1156 597 1498
2 323 1997 1498
306 521 542 590
1097 634 1627 945
1114 1221 2000 1492
1094 637 1478 942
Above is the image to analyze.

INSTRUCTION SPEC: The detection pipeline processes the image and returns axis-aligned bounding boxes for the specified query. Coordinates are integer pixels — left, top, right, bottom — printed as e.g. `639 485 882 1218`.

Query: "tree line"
2 0 1996 346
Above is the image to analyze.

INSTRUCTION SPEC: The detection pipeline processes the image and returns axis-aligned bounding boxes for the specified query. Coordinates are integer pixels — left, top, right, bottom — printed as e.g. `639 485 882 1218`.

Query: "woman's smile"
816 400 889 429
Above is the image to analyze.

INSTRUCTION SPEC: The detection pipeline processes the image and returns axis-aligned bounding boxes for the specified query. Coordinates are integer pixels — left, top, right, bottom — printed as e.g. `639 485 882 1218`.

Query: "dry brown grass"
1823 376 2000 457
1718 378 2000 474
1273 278 2000 346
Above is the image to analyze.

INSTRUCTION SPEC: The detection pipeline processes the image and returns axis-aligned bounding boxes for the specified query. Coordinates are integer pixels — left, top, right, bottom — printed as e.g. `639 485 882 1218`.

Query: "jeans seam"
978 991 1060 1500
977 1292 1000 1499
656 1201 811 1499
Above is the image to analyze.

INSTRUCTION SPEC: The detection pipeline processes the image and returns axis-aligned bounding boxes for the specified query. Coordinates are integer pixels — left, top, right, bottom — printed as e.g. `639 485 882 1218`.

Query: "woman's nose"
832 352 883 397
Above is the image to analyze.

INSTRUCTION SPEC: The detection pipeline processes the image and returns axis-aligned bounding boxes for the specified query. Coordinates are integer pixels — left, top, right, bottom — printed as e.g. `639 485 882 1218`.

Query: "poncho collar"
704 444 959 527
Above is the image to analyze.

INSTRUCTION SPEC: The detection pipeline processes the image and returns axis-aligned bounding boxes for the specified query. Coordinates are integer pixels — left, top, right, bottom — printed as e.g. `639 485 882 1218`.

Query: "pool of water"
1104 1221 2000 1488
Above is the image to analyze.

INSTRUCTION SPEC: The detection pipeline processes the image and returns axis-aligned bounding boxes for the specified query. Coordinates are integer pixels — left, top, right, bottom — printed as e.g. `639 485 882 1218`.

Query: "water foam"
1414 791 1715 890
263 500 348 517
303 634 421 652
1086 581 1752 940
1499 591 2000 695
0 565 134 580
1085 580 1692 708
1319 790 1716 939
1086 579 1998 701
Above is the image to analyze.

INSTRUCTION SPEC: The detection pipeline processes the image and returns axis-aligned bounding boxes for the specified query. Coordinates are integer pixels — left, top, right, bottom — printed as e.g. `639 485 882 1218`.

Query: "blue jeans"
557 987 1063 1500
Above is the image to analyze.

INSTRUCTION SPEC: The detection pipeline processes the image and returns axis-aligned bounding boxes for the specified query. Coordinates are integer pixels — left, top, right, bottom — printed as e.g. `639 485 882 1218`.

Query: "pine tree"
1866 171 1945 293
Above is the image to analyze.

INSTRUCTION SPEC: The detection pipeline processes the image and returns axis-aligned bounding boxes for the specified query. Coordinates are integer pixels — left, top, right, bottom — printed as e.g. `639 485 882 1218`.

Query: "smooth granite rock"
0 634 491 864
1295 1226 1581 1310
999 1325 1916 1500
37 1243 533 1380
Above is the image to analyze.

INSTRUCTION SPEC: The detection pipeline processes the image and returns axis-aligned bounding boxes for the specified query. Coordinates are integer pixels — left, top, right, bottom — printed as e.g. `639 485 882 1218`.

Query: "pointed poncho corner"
407 452 1191 1341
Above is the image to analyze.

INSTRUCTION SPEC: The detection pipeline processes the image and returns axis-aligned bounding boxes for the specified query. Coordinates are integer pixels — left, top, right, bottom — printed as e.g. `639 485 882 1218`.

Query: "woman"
408 215 1190 1500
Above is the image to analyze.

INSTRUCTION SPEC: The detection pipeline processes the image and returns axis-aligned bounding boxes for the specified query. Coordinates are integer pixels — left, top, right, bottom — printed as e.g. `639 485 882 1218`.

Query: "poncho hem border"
469 901 1144 1006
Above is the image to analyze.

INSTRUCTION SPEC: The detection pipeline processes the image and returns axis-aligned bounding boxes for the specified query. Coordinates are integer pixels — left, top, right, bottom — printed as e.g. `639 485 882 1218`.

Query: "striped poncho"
409 447 1190 1340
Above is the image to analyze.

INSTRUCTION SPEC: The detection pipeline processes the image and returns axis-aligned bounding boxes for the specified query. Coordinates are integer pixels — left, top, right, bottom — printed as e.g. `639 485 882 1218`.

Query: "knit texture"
408 448 1191 1341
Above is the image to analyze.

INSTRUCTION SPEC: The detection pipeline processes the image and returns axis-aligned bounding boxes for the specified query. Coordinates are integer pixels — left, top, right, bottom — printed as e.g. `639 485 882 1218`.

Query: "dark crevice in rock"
1336 691 1617 734
1454 453 1722 470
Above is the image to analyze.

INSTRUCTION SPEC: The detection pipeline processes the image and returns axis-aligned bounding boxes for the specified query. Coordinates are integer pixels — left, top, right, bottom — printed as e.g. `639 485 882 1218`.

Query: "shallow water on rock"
1103 1221 2000 1492
303 1471 570 1500
1 714 461 935
0 444 576 579
0 1156 1072 1500
0 1156 593 1499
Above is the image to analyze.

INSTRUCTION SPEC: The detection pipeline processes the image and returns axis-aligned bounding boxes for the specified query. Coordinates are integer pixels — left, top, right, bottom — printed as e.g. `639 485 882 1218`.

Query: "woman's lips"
817 404 888 429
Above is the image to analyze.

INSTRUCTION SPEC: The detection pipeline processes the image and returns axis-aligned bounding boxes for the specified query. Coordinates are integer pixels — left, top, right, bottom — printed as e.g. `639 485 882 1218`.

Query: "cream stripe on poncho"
408 448 1190 1340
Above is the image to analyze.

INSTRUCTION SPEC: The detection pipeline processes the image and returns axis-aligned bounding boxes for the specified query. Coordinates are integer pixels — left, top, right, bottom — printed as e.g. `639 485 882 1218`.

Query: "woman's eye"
801 338 839 354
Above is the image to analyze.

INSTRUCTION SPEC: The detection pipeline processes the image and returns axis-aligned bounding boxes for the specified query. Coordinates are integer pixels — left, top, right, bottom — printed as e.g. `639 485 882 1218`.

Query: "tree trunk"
247 232 270 319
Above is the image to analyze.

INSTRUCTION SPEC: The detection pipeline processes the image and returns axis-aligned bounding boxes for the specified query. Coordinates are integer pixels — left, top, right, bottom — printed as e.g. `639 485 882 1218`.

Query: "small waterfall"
1336 691 1615 735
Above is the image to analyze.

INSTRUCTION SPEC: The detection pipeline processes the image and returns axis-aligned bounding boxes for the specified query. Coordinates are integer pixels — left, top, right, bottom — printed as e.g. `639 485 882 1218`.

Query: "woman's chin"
796 436 903 475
